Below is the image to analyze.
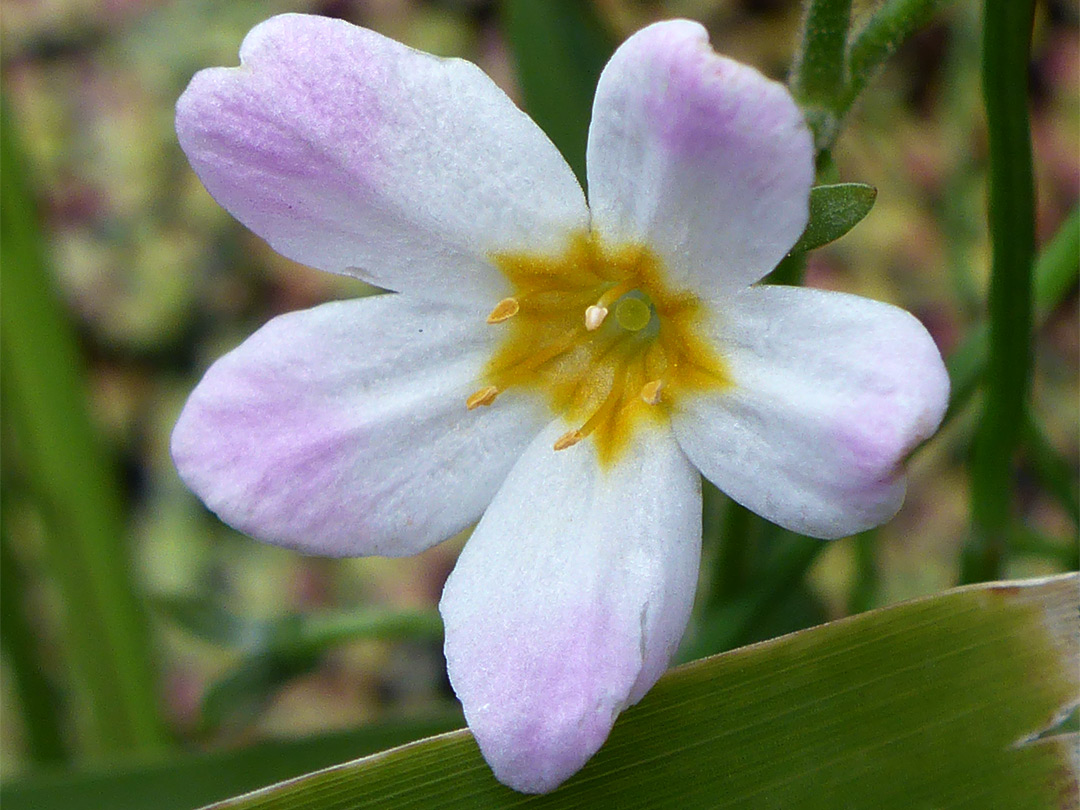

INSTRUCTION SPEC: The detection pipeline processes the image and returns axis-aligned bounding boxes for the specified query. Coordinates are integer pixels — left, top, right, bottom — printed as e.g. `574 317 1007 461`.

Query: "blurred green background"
1 0 1076 800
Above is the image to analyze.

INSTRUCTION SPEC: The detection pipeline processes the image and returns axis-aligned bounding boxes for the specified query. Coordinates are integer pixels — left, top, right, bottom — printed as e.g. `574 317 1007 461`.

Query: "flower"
172 14 949 794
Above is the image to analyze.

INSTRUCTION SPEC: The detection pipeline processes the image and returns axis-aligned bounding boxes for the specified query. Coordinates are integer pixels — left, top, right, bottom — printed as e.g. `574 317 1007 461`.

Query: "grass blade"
0 100 165 756
200 574 1079 809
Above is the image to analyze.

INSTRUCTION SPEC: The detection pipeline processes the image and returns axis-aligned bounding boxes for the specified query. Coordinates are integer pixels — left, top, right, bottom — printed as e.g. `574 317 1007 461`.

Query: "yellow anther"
553 429 584 451
584 305 608 331
466 385 499 410
486 297 520 324
640 379 664 405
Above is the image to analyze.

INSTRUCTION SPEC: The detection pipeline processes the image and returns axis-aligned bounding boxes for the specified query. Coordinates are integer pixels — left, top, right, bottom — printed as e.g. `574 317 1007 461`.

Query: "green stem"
791 0 852 146
962 0 1037 584
274 609 444 657
0 100 165 756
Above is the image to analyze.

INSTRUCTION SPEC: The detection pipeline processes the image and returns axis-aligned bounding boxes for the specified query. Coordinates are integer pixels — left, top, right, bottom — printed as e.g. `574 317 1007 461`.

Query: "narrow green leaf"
502 0 614 184
1022 410 1080 532
789 182 877 254
843 0 959 122
1033 206 1079 321
0 518 69 764
0 710 464 810
963 0 1038 583
0 99 165 756
205 575 1078 809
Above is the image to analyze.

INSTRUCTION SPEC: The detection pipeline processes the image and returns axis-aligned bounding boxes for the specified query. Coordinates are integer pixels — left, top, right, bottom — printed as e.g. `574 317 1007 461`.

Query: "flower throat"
467 232 731 466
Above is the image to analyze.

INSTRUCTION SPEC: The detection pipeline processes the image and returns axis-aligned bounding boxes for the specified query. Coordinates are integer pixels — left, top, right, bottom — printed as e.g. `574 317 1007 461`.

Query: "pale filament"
583 279 637 331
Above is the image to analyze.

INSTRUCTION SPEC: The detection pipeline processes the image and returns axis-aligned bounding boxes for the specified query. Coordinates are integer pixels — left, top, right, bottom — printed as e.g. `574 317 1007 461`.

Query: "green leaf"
790 182 877 254
843 0 961 123
205 575 1078 809
0 98 165 756
502 0 614 184
0 710 464 810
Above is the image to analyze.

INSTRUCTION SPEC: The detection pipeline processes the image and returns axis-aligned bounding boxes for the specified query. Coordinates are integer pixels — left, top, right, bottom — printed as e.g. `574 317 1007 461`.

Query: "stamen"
554 365 630 452
595 279 637 310
640 379 664 405
466 385 499 410
553 429 584 451
490 327 584 386
584 279 639 331
584 305 608 331
486 297 520 324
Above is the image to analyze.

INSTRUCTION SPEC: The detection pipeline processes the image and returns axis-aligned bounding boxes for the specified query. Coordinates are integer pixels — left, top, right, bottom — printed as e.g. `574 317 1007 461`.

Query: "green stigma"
615 296 652 331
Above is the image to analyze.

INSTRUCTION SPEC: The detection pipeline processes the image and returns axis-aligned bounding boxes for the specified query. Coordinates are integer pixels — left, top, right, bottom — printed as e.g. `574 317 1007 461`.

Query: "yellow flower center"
467 232 731 466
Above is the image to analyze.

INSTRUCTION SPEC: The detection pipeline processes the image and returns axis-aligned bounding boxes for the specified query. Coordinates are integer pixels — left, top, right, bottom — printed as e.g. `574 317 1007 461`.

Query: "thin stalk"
793 0 852 100
274 609 444 657
962 0 1037 583
791 0 853 146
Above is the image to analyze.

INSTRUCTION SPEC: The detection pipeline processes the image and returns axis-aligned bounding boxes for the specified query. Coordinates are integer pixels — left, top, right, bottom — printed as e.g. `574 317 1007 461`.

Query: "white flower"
172 15 949 793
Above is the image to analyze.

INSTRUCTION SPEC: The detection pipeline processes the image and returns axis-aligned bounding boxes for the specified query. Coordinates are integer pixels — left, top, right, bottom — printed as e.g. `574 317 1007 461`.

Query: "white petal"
441 421 701 793
176 14 588 304
586 20 814 297
673 285 949 539
172 295 547 556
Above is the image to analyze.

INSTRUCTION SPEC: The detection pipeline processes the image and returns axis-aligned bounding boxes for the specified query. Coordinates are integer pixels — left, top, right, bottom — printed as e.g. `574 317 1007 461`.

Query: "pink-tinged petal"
586 20 814 297
440 421 701 793
176 14 587 304
672 285 949 539
172 295 547 557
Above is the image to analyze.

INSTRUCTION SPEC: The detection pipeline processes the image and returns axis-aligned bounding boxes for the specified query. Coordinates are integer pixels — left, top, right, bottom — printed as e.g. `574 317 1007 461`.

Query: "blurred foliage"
1 0 1077 802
